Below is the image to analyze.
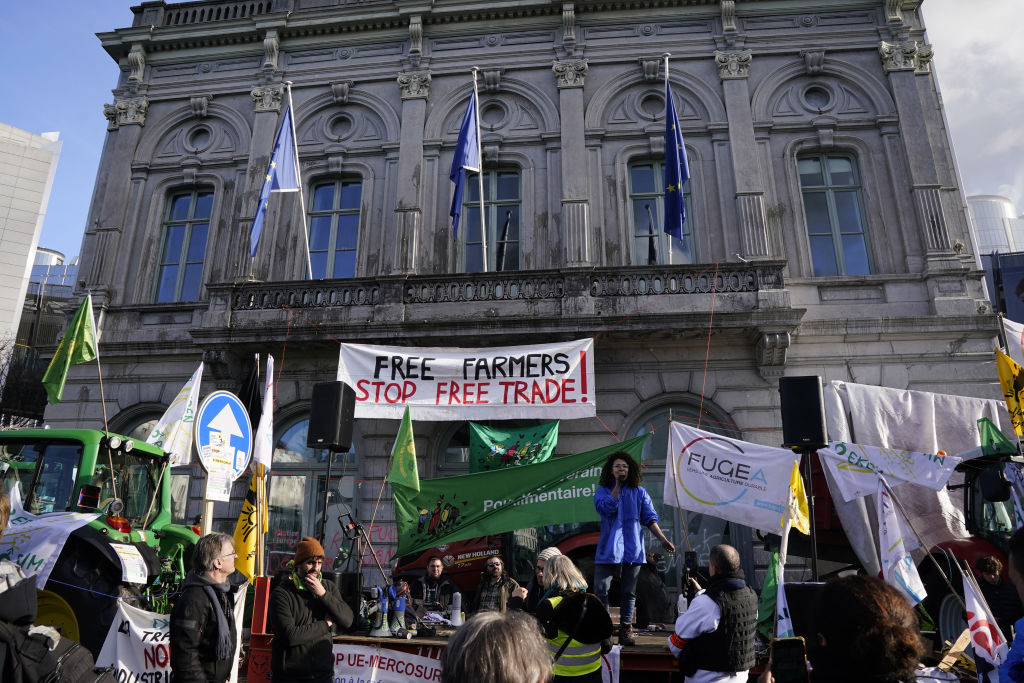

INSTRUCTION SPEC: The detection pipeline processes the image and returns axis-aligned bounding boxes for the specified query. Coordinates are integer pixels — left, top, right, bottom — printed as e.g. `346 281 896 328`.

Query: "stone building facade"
48 0 996 586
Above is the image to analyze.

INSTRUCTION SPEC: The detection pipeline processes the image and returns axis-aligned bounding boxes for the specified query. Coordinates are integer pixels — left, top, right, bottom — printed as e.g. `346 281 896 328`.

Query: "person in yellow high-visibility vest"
535 555 613 682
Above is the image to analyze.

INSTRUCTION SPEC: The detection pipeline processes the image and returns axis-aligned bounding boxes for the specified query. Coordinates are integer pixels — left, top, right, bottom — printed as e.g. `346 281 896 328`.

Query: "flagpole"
471 68 488 272
999 313 1010 353
89 292 120 501
285 82 314 280
664 53 673 267
773 512 793 634
879 477 966 612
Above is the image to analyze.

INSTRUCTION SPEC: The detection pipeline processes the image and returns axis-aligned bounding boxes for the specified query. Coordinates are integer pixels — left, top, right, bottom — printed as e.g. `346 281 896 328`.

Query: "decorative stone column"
715 49 769 259
553 58 591 265
392 70 431 274
878 40 954 263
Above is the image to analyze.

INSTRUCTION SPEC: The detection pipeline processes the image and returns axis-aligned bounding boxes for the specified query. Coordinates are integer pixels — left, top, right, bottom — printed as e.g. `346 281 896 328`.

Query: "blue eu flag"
663 83 690 240
249 107 300 257
449 91 481 240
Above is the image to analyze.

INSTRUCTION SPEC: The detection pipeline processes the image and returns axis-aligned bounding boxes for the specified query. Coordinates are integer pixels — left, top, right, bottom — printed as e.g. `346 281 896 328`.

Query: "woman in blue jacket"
593 451 675 646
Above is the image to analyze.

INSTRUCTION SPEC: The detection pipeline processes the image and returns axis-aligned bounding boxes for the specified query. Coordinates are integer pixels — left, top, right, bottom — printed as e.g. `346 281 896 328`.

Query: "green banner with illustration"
468 421 560 472
393 434 648 556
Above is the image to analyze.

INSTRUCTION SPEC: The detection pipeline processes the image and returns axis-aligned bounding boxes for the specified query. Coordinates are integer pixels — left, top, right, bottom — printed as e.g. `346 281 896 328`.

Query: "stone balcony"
191 261 803 375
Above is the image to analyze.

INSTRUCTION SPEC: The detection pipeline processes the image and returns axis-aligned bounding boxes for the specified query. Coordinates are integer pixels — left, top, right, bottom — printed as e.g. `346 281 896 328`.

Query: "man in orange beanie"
270 536 354 683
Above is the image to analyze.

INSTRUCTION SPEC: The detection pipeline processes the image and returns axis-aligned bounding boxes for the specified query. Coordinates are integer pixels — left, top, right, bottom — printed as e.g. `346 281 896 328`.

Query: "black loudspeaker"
779 376 827 449
782 582 826 641
307 381 356 451
324 570 363 624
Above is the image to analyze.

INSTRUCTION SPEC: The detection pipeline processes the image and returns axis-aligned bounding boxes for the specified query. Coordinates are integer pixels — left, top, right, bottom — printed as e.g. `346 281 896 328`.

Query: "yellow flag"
786 460 811 535
233 468 266 582
997 349 1024 436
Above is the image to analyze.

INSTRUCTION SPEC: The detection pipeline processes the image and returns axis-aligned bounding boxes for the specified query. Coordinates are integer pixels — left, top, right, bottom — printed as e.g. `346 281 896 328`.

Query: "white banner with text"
337 339 596 420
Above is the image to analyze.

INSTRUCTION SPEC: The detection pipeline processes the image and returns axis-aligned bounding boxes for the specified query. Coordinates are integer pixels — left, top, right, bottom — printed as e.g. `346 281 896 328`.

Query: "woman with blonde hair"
535 555 613 682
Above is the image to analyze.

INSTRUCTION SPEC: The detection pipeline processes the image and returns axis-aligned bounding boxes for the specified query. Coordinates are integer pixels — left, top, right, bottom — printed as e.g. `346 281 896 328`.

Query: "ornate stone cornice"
331 81 351 105
408 16 423 67
885 0 903 24
190 95 211 118
800 49 825 75
721 0 737 32
251 84 284 112
562 3 577 55
553 58 588 88
263 30 279 70
128 43 146 82
715 49 752 79
879 40 933 74
103 97 149 130
397 70 431 99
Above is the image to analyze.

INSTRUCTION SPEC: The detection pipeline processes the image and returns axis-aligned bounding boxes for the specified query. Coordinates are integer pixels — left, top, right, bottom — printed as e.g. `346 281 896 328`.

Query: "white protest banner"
818 441 958 503
146 362 203 466
333 643 442 682
877 482 926 605
1004 317 1024 367
963 569 1008 668
96 600 172 680
97 586 247 683
663 422 799 534
337 339 595 420
0 484 99 586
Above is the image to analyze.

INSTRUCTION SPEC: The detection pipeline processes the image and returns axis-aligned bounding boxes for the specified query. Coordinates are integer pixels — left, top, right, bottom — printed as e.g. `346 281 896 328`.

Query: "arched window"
798 153 870 276
629 162 693 265
265 414 359 574
156 189 212 302
462 170 521 272
308 178 362 279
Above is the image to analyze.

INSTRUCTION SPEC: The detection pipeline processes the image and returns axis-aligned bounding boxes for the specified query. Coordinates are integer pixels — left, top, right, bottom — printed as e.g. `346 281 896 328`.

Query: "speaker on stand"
778 376 828 580
307 382 357 549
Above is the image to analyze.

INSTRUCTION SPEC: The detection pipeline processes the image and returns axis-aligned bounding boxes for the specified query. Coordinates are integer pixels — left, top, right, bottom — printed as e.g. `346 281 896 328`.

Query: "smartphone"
770 636 809 683
684 551 697 570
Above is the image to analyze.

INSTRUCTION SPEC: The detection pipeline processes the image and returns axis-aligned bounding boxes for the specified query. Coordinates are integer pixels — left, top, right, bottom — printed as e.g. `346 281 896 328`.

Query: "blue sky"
1 1 1020 261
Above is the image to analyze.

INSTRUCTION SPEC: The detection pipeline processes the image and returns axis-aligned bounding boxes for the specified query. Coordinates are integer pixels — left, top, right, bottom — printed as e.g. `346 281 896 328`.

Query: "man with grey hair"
170 532 243 683
667 544 757 683
441 610 553 683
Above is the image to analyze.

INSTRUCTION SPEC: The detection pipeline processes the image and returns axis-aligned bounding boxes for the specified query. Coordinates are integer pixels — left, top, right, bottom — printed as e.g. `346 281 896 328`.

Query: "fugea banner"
337 339 595 420
394 435 648 556
818 440 959 502
663 422 798 534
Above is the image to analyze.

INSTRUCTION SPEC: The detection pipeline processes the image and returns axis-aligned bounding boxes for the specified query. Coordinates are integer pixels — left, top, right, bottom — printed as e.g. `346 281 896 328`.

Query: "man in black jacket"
170 532 244 683
270 536 354 683
410 555 459 615
666 544 757 683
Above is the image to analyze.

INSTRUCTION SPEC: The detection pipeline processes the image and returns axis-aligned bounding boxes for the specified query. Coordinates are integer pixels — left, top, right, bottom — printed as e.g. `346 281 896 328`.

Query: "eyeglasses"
220 551 238 559
487 562 502 567
535 565 544 571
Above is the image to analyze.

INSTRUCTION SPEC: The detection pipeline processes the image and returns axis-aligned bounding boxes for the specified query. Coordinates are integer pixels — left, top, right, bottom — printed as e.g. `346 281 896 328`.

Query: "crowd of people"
8 446 1024 683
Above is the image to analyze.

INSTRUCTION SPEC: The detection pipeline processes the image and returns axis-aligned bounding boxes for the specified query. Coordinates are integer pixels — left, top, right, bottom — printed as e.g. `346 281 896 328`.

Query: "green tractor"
0 429 199 655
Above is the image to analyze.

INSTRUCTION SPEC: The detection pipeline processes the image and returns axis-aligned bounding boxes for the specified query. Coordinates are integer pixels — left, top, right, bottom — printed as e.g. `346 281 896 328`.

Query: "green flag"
393 434 649 556
387 405 420 493
756 547 780 642
41 294 98 405
469 420 559 472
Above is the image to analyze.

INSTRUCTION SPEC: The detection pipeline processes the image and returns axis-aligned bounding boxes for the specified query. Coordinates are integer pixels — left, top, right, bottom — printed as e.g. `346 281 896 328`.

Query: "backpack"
0 620 117 683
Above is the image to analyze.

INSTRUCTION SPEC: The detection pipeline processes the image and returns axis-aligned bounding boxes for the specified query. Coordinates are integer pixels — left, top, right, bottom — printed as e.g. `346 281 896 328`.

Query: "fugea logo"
675 436 769 506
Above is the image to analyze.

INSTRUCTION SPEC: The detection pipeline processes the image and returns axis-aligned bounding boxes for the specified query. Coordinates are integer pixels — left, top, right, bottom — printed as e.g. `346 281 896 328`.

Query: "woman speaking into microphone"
593 451 675 646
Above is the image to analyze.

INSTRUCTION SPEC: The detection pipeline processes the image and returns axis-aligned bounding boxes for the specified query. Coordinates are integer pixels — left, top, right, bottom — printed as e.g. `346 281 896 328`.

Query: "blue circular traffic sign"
195 390 253 480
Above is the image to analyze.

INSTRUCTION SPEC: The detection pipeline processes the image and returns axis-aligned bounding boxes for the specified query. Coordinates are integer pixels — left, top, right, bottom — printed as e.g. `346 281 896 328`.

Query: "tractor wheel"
41 537 142 656
35 589 79 643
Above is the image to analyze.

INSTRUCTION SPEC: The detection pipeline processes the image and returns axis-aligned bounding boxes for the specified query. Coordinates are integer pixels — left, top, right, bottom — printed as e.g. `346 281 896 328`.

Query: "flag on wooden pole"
41 294 98 404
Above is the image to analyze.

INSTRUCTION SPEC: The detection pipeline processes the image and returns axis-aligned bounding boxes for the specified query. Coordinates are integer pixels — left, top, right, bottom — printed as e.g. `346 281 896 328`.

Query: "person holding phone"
270 536 354 683
667 544 757 682
757 575 925 683
594 451 675 646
